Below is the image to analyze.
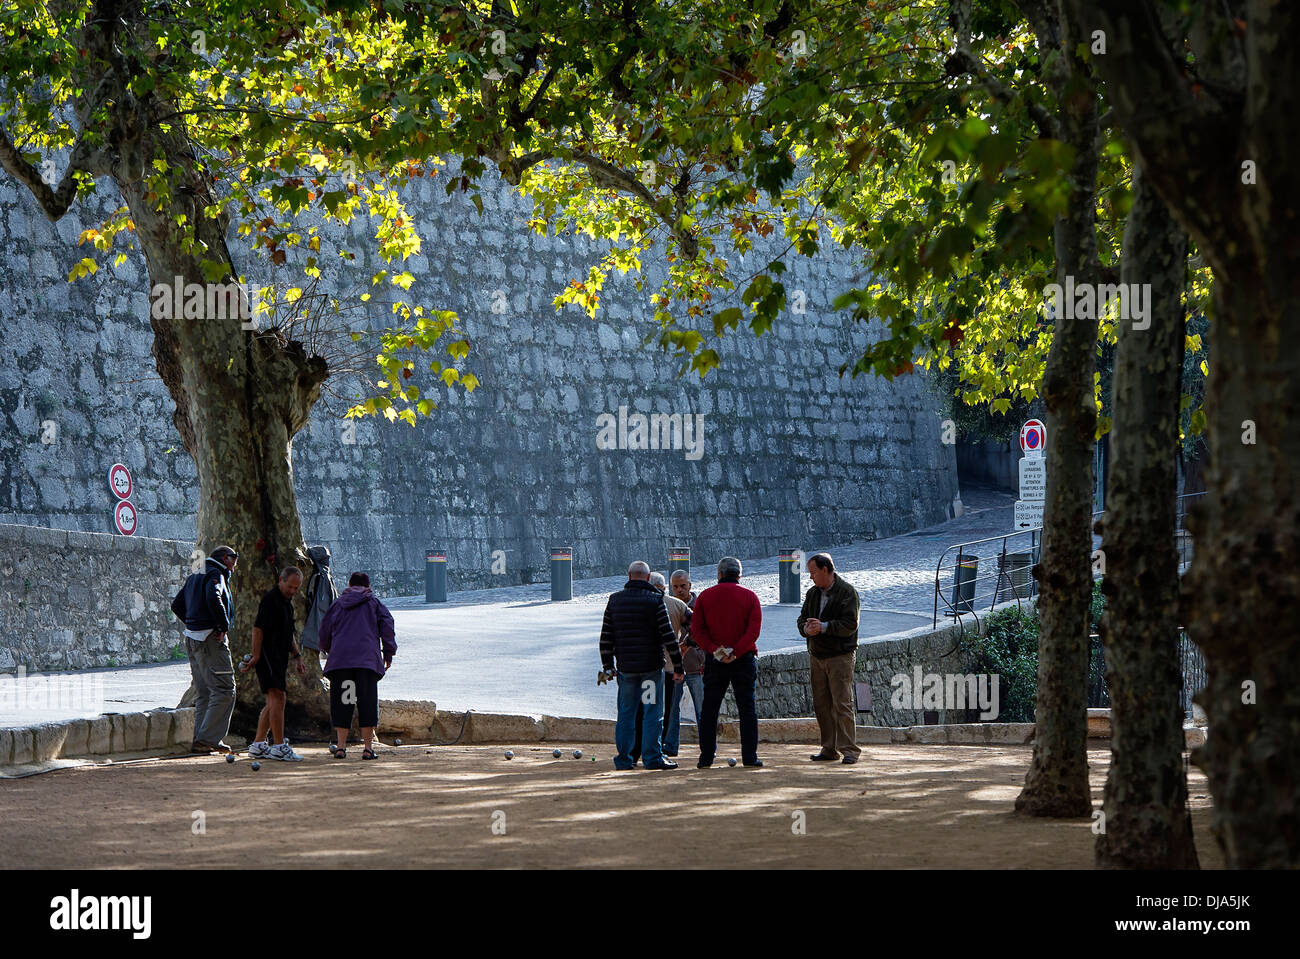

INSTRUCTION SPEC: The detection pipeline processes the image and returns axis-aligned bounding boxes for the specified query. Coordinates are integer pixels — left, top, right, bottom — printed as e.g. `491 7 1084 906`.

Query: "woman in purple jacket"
317 572 397 760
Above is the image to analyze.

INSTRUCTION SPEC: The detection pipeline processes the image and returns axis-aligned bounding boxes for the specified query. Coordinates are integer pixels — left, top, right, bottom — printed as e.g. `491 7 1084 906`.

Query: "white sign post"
1015 420 1047 530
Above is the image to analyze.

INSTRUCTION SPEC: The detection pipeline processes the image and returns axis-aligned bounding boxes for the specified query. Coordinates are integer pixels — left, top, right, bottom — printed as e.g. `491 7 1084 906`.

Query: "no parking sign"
1020 419 1046 458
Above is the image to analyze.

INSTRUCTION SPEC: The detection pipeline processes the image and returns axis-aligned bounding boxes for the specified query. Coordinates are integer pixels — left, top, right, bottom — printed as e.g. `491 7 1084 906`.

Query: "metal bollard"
668 545 690 583
425 549 447 603
952 554 978 614
778 547 802 604
550 546 573 602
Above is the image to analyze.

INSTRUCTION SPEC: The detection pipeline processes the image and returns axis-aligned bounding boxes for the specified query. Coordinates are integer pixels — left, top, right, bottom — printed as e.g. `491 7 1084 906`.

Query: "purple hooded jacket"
317 586 397 677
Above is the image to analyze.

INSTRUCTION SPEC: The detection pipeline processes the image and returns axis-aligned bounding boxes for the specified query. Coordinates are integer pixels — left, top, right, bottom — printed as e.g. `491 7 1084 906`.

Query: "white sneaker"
267 742 303 762
248 740 271 758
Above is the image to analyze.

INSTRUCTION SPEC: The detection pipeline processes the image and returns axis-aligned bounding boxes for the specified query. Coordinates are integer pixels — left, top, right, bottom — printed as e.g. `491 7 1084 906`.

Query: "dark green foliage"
964 581 1107 721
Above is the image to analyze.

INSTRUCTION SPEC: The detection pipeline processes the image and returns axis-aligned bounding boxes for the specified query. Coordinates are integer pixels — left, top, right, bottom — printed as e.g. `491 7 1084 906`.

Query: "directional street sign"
1014 499 1044 530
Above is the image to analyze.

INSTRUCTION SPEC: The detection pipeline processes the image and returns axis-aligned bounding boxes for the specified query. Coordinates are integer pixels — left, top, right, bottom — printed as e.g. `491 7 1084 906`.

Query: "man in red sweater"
691 556 764 767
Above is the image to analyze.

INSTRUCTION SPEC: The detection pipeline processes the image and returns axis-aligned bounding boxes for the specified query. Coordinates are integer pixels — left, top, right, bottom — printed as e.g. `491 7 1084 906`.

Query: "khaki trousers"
810 650 860 758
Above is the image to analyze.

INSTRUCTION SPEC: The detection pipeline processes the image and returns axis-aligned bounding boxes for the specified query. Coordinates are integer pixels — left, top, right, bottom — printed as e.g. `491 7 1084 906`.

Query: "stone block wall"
1 165 958 597
0 522 189 671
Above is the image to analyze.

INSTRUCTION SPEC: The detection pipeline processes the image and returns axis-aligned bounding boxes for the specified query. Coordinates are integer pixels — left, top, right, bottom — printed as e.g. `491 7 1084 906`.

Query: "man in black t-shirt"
244 567 307 762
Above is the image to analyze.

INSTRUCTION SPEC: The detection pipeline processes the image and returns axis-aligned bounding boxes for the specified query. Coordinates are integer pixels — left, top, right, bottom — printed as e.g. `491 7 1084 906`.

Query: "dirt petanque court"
0 743 1224 869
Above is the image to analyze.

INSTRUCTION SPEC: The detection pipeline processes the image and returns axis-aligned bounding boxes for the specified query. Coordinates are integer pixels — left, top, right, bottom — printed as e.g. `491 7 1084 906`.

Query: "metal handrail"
932 510 1103 628
933 493 1205 628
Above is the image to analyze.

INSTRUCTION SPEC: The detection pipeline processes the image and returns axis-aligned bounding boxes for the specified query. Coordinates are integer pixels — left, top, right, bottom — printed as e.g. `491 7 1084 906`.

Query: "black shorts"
327 668 380 729
256 651 290 693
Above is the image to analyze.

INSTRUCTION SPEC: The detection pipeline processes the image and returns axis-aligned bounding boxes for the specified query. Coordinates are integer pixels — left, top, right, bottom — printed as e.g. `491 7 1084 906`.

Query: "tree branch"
0 124 105 221
946 0 1059 140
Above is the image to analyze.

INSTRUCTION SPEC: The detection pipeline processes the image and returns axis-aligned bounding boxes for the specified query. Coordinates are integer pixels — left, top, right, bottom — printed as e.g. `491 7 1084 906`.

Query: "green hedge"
962 581 1107 722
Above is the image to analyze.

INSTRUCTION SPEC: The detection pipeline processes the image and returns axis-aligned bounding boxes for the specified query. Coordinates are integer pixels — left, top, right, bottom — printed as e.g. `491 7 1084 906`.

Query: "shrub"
962 579 1108 722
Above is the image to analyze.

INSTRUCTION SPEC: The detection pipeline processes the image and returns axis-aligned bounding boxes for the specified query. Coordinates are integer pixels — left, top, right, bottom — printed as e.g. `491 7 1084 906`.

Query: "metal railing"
1088 633 1110 708
931 527 1043 629
933 492 1205 630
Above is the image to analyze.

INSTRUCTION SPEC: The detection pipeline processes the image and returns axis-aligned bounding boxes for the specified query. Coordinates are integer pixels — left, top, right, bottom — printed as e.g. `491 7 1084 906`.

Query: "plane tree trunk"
0 1 334 738
1094 163 1199 868
1014 0 1098 819
1065 0 1300 866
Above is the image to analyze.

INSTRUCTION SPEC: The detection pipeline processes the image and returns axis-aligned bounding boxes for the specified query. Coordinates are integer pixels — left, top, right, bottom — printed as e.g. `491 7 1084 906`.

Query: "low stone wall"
0 522 190 671
0 706 194 769
722 604 1023 724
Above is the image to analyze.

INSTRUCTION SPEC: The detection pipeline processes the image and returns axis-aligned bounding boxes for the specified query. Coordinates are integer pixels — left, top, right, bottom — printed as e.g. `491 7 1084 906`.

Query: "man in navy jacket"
600 561 685 770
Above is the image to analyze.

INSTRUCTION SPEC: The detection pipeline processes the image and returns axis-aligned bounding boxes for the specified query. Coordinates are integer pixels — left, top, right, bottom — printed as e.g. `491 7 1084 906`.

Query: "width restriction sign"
113 499 138 536
108 463 133 500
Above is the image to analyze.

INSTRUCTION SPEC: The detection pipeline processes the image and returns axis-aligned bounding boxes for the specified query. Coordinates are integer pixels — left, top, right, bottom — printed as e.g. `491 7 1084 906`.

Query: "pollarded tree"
0 0 475 735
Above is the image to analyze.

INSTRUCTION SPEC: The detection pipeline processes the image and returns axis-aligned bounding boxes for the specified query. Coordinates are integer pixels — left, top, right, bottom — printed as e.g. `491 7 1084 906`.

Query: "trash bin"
998 551 1033 602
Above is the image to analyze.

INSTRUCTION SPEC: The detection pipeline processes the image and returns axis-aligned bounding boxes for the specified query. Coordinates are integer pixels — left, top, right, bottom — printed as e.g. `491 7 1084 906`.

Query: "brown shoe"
190 741 215 754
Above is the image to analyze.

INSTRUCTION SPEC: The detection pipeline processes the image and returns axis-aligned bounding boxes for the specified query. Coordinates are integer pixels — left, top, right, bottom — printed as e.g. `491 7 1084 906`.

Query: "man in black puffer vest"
600 561 685 770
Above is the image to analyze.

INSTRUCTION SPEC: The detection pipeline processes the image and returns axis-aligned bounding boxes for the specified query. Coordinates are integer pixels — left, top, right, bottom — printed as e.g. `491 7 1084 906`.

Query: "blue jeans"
663 672 704 755
616 671 665 769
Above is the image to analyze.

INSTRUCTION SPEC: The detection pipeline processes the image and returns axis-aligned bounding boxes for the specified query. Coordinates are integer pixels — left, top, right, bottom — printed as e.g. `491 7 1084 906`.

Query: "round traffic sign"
113 499 138 536
108 463 133 500
1021 419 1046 455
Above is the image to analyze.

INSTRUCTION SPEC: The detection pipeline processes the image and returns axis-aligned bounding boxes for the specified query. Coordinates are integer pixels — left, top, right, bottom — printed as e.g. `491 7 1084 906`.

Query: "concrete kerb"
0 708 195 773
0 701 1207 770
375 701 1056 748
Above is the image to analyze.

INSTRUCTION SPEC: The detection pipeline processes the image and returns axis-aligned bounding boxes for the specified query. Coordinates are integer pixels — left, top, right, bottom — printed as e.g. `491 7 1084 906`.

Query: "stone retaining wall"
1 167 959 596
0 522 191 671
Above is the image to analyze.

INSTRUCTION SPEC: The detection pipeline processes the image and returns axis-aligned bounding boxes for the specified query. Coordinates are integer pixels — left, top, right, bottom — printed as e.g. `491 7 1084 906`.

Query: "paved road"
2 487 1017 725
